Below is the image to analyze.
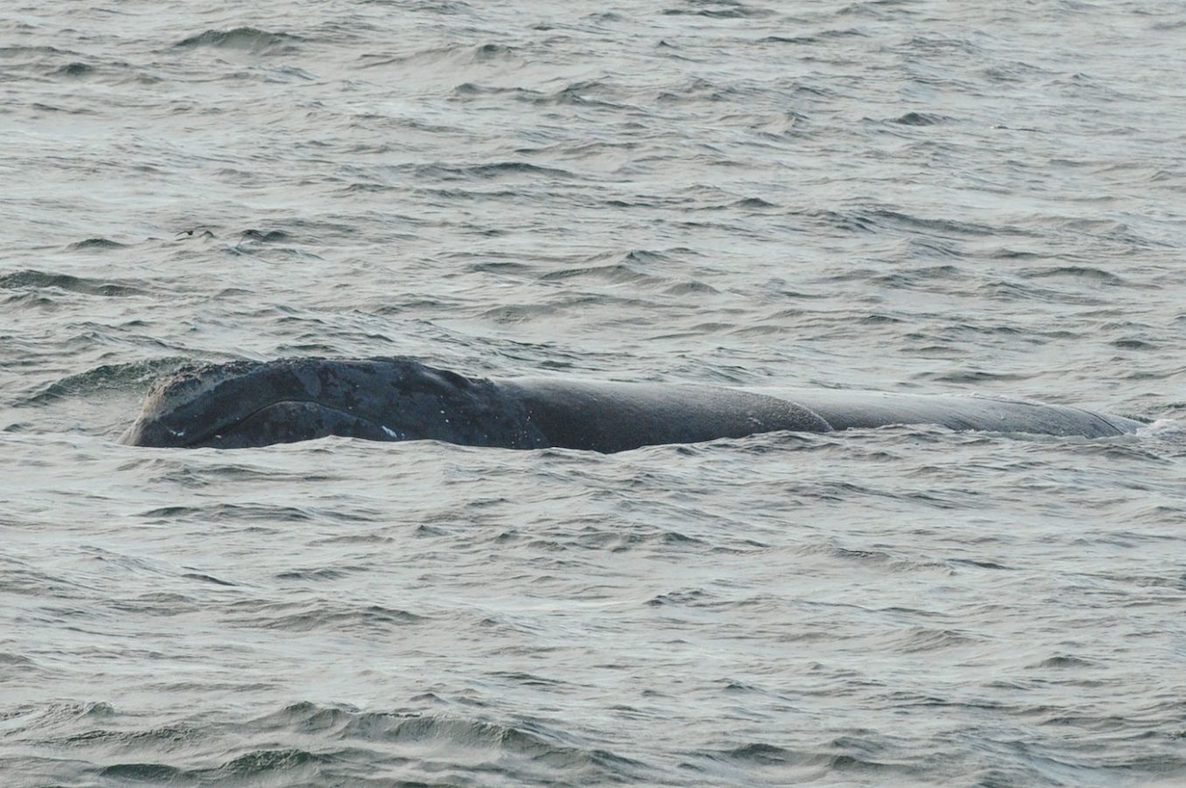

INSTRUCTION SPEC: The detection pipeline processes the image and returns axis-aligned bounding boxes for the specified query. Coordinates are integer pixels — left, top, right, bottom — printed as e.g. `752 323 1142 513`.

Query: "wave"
173 28 306 54
0 269 145 298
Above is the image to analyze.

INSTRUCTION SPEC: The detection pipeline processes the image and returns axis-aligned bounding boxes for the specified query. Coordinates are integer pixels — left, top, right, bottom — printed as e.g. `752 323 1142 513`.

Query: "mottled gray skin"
121 357 1143 451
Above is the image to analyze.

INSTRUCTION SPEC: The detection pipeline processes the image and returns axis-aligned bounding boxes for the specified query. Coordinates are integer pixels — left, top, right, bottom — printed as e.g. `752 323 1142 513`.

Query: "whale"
120 357 1144 451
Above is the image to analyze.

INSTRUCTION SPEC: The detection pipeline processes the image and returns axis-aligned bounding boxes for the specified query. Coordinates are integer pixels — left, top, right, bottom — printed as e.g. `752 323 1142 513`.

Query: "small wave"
666 280 720 296
414 161 575 181
896 627 980 653
759 29 866 45
949 557 1013 571
1136 418 1184 441
180 572 237 587
139 503 315 523
715 742 805 766
759 35 819 45
1018 265 1127 286
541 263 660 286
0 269 144 297
989 247 1042 259
274 567 354 581
979 279 1107 305
656 76 751 104
0 45 75 57
867 208 998 237
2 292 54 308
212 749 330 779
472 42 517 61
1111 337 1156 350
891 111 950 126
240 228 292 243
686 740 911 782
30 102 97 114
22 358 186 405
468 161 574 179
226 600 426 632
451 81 506 97
100 749 328 783
922 368 1029 384
68 237 127 250
0 652 37 667
63 723 203 749
359 41 520 71
174 28 306 54
647 588 710 606
53 62 94 77
808 207 1004 239
534 79 629 108
1032 654 1095 669
662 2 776 19
12 701 117 729
733 196 779 209
99 763 185 782
873 264 963 287
481 302 561 323
249 703 652 781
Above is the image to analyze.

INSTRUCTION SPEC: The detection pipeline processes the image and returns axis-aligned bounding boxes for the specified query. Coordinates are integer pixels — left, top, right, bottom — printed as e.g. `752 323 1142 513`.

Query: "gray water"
3 1 1186 785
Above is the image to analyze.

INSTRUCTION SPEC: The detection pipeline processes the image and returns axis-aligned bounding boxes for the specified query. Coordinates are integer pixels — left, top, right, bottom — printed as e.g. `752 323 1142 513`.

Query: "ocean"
3 1 1186 784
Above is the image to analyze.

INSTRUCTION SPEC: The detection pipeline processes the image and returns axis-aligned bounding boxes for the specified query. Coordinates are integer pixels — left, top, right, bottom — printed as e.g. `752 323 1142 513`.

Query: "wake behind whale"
121 357 1144 451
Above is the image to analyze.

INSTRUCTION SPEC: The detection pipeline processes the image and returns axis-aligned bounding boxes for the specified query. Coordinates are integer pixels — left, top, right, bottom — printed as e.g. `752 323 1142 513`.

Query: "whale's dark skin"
121 357 1144 451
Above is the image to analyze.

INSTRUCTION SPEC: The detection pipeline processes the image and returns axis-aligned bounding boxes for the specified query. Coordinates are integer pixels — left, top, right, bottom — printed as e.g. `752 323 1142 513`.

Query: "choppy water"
3 1 1186 785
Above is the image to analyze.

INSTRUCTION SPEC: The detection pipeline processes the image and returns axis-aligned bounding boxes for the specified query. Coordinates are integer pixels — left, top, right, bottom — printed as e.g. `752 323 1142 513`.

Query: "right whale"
120 357 1145 451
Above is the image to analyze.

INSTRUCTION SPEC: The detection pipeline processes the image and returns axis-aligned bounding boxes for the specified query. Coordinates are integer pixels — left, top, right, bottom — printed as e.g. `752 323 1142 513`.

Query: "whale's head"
121 357 514 449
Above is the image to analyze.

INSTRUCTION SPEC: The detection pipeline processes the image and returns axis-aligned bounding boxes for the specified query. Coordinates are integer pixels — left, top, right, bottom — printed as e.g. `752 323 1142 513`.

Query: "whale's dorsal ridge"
122 357 1144 450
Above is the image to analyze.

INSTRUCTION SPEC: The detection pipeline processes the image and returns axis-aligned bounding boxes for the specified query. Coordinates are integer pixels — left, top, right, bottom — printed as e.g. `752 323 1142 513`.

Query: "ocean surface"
3 1 1186 785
